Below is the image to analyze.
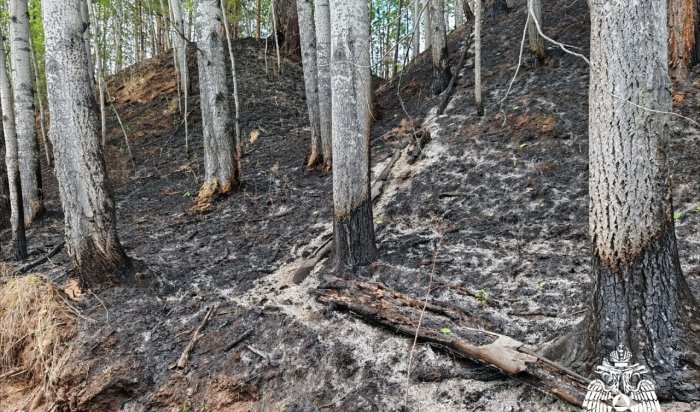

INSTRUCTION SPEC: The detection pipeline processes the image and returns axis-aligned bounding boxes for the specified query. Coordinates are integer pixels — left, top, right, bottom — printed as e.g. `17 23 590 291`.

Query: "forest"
0 0 699 410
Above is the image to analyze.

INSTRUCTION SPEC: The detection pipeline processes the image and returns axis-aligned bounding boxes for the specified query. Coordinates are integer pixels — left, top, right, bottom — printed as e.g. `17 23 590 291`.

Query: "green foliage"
475 289 489 307
440 326 452 334
673 211 682 220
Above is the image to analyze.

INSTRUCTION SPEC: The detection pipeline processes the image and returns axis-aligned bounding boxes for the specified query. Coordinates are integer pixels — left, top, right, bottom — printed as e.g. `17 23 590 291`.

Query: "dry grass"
0 274 77 400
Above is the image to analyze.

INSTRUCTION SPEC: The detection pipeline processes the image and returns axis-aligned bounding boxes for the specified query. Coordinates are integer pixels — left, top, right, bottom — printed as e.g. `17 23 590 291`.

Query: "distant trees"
43 0 129 283
579 0 700 397
10 0 43 225
194 0 239 204
329 0 377 271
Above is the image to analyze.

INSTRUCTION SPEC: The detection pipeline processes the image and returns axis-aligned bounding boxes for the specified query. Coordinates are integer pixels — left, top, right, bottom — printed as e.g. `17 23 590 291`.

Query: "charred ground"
1 0 700 410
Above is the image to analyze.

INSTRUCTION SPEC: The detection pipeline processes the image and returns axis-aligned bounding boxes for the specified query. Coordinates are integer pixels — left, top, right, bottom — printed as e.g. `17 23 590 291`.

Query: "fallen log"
315 278 590 407
16 241 65 274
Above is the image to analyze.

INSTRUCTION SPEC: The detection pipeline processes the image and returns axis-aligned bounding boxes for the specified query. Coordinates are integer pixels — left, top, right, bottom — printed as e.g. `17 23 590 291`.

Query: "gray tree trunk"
314 0 332 171
195 0 238 200
576 0 700 399
329 0 377 272
455 0 465 26
296 0 323 169
170 0 190 156
411 0 421 59
87 0 107 147
474 0 483 115
10 0 43 225
0 29 26 259
43 0 129 284
220 0 242 161
425 0 432 50
428 0 450 94
526 0 546 63
80 0 94 85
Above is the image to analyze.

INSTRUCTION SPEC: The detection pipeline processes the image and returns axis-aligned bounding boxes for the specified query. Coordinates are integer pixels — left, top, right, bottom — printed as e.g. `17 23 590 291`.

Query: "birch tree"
574 0 700 397
526 0 546 63
43 0 130 284
296 0 323 169
330 0 377 271
428 0 450 94
314 0 332 171
10 0 43 224
0 28 27 260
194 0 238 204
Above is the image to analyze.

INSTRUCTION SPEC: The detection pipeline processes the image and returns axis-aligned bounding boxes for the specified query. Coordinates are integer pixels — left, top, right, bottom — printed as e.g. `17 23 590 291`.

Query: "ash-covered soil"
1 0 700 410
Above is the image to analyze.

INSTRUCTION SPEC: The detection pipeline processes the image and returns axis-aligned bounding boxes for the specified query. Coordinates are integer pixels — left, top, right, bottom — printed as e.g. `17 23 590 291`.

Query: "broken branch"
175 305 216 369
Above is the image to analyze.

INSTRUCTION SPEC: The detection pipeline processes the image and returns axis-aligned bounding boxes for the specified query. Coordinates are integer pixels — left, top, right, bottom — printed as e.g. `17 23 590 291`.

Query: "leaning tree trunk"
576 0 700 399
329 0 378 272
194 0 238 205
668 0 696 81
428 0 450 94
0 34 27 260
526 0 546 63
296 0 323 169
10 0 43 225
43 0 129 285
314 0 332 171
273 0 301 60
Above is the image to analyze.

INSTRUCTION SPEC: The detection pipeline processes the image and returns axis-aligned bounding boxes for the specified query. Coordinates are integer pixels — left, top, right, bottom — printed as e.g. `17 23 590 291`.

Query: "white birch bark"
0 28 27 259
195 0 237 197
314 0 332 170
296 0 323 168
412 0 421 59
429 0 450 94
329 0 377 270
43 0 129 282
10 0 43 224
526 0 546 62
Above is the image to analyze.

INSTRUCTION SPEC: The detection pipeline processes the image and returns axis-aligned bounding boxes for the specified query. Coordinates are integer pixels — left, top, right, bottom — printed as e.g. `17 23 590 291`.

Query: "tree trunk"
567 0 700 400
455 0 465 27
314 0 332 171
170 0 190 155
256 0 261 39
1 29 28 260
329 0 378 272
80 0 94 85
425 0 432 49
194 0 238 204
411 0 420 59
220 0 242 161
273 0 301 60
429 0 450 94
87 0 107 147
392 0 403 77
526 0 546 63
0 166 8 230
668 0 696 81
43 0 129 285
10 0 43 225
296 0 323 169
474 0 483 115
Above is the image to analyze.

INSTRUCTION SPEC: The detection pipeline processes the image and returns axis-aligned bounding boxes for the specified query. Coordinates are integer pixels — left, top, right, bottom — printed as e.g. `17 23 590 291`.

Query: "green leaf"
183 191 191 198
674 212 682 220
311 210 320 217
375 218 383 225
440 326 452 335
519 143 528 149
695 205 700 213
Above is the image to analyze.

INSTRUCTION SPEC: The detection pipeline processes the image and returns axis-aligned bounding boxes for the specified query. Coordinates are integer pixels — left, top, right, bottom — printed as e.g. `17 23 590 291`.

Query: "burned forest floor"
2 0 700 410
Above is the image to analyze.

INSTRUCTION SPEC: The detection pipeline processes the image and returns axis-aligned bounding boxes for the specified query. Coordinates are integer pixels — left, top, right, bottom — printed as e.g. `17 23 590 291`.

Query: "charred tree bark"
0 28 27 260
314 0 332 171
563 0 700 400
668 0 696 81
429 0 451 94
194 0 238 205
526 0 546 63
329 0 377 272
296 0 323 169
273 0 301 60
43 0 129 285
10 0 43 225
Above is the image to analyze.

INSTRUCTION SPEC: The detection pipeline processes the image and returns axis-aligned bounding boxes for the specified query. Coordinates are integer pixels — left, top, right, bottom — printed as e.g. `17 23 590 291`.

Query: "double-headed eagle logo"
582 345 660 412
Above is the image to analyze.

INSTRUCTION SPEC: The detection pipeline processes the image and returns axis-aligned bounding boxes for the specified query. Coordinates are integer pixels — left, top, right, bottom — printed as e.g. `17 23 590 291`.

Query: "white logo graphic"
582 345 660 412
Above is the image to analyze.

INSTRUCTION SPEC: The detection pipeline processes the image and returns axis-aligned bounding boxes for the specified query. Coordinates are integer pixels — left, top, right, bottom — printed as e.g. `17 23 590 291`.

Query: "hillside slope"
1 0 699 410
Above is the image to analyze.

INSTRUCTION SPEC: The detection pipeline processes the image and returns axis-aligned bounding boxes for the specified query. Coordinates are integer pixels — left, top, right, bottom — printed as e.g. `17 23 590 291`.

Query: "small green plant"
674 211 682 220
519 143 528 149
311 210 320 218
182 191 192 198
440 326 452 335
374 217 384 225
695 205 700 213
475 289 489 307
